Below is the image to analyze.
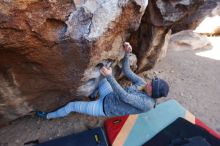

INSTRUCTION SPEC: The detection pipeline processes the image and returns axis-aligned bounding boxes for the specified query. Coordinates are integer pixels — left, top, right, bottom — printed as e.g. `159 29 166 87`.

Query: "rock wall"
129 0 204 72
0 0 204 126
172 0 220 35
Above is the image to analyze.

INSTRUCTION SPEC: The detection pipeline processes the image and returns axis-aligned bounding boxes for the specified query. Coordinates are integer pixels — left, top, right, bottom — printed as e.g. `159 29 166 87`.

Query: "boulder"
0 0 204 126
168 30 212 51
129 0 204 72
173 0 220 35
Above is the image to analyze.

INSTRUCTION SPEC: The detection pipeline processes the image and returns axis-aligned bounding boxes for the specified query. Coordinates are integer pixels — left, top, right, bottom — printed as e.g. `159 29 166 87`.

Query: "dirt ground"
0 37 220 146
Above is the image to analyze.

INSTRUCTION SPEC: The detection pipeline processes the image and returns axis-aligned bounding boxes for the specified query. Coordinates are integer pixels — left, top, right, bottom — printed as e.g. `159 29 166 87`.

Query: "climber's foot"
36 111 48 119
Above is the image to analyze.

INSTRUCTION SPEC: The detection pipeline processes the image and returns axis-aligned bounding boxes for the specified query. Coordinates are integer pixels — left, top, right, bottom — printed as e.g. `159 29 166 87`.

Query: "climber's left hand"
100 67 112 76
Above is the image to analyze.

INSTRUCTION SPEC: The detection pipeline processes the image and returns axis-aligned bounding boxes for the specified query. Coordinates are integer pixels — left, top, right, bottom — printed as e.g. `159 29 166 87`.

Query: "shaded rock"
173 0 220 35
168 30 212 51
129 0 204 72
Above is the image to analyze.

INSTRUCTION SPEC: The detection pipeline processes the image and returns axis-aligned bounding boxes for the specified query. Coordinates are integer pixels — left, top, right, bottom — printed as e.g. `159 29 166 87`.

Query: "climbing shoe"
36 111 48 119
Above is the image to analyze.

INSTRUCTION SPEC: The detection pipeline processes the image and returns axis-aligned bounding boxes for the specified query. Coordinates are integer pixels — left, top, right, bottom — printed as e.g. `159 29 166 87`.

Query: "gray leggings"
47 78 113 119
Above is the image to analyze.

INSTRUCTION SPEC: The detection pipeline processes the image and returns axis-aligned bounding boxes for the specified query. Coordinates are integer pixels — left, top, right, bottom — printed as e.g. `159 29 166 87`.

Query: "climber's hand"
123 42 132 53
100 67 112 76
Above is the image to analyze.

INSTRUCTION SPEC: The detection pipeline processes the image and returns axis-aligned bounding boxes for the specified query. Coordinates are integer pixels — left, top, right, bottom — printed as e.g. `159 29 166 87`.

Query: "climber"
36 42 169 119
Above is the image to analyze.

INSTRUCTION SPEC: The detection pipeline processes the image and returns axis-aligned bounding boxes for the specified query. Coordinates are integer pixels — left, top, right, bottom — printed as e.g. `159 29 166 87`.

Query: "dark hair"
152 77 169 99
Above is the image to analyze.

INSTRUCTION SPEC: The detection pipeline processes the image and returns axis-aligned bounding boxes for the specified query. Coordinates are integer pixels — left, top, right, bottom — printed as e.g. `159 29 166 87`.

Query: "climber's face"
144 82 152 97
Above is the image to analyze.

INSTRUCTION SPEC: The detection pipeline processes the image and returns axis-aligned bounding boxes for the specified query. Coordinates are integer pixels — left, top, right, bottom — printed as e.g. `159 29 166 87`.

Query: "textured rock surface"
129 0 204 72
173 0 220 35
0 0 204 126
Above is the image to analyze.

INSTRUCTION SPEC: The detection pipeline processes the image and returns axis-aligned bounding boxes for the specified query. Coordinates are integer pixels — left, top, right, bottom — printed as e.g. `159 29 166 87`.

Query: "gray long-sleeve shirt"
103 53 155 116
